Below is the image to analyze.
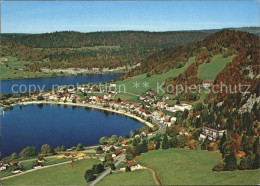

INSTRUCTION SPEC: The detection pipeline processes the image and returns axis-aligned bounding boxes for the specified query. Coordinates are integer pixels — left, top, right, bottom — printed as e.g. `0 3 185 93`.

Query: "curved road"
89 154 126 186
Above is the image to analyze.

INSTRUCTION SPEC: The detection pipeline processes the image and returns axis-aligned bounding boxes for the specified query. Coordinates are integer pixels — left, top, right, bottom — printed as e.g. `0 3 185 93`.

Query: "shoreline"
1 72 123 81
14 101 154 128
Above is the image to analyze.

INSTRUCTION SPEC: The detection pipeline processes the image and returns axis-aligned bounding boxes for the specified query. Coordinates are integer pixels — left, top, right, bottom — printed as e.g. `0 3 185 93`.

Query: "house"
112 150 122 158
152 111 165 120
109 83 116 88
33 162 43 169
126 161 142 171
0 166 7 171
12 167 22 174
142 111 151 118
174 104 192 111
89 96 97 101
10 160 19 166
202 80 213 89
103 94 111 100
38 157 45 163
200 126 227 140
120 141 128 146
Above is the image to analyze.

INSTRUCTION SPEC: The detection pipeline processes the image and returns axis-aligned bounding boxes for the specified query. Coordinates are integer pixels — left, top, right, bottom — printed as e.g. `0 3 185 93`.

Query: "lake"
0 74 121 94
0 104 143 157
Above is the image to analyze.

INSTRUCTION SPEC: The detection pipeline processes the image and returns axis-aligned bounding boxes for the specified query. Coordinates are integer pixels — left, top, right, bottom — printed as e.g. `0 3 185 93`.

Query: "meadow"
115 57 196 96
97 169 155 185
136 148 260 185
0 56 64 80
1 159 100 185
197 55 235 80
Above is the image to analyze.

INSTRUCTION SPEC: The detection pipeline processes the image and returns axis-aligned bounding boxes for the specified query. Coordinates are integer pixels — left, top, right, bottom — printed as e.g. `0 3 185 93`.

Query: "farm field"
136 148 260 185
1 159 100 185
97 169 155 185
197 55 235 80
116 57 196 95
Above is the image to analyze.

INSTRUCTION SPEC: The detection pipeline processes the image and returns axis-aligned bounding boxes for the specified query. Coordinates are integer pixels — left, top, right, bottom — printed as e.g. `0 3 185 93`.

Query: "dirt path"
142 165 162 185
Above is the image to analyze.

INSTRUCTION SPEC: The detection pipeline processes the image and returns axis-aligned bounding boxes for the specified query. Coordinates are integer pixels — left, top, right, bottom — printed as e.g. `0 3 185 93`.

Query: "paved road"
1 160 73 181
89 154 126 186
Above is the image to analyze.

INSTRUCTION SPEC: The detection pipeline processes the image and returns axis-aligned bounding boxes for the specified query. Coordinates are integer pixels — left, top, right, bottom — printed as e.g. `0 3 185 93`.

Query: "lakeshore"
16 101 154 128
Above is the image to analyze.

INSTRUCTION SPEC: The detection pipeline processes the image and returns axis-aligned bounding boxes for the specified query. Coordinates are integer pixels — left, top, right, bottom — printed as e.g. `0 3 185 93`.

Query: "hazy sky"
1 1 259 33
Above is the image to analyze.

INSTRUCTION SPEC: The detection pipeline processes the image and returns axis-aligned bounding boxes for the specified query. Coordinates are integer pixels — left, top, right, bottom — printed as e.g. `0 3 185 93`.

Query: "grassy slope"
197 55 235 80
116 57 196 96
97 169 155 185
0 56 66 80
1 159 99 185
136 148 260 185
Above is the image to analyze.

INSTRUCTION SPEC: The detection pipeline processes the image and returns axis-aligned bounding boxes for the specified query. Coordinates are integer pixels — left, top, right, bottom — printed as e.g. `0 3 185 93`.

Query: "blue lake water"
0 74 121 94
0 104 143 157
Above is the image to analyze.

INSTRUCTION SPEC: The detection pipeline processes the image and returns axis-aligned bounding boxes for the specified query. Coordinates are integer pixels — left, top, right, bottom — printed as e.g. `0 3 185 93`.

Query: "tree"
133 144 142 156
162 135 169 149
110 163 116 170
84 169 95 182
110 146 116 152
177 136 186 148
130 130 134 138
99 137 107 145
252 155 259 169
61 145 66 152
41 144 52 154
223 152 237 171
105 154 113 162
20 146 37 158
92 164 104 174
220 133 227 154
96 146 104 154
155 140 161 150
126 153 134 161
140 139 148 153
132 138 139 146
55 146 61 153
11 152 18 159
148 141 155 151
238 156 249 170
117 97 122 102
118 136 124 142
107 135 118 144
77 143 84 151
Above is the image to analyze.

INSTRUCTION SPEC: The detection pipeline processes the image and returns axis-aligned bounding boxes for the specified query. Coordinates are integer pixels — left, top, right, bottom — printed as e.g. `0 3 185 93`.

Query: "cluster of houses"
0 160 22 173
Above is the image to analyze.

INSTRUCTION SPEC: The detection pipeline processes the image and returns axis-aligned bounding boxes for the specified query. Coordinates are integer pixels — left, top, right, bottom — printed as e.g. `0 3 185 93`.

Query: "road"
89 154 126 186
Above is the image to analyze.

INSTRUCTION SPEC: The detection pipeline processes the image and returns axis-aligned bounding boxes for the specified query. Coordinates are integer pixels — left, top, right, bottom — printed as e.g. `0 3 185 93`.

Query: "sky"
1 1 259 33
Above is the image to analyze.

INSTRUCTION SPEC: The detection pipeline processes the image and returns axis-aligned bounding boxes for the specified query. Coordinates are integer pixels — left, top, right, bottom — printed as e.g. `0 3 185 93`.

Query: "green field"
1 159 100 185
97 169 155 185
114 93 141 103
197 55 235 80
136 148 260 185
116 57 195 96
0 56 65 80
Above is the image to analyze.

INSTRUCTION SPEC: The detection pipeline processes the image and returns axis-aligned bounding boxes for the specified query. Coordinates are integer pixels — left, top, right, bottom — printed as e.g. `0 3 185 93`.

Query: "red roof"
113 150 122 156
139 108 145 112
120 141 128 145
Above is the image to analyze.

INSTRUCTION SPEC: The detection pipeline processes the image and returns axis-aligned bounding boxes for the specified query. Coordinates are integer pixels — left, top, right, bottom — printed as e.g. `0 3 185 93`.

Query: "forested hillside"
127 30 259 102
0 31 208 71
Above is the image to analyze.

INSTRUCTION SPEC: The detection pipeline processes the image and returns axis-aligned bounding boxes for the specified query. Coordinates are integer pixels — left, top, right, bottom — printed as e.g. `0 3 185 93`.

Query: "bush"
84 170 95 182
